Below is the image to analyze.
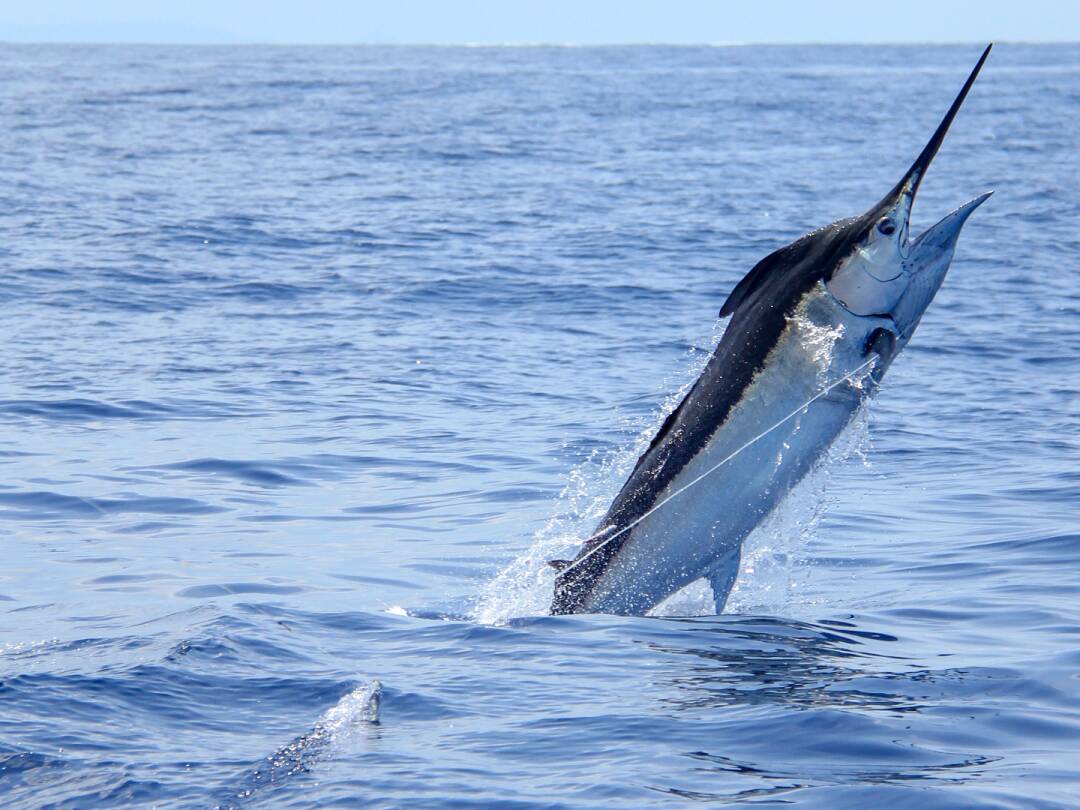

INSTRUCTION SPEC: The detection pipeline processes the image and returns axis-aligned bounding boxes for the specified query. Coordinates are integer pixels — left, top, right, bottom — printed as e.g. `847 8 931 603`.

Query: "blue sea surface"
1 43 1078 808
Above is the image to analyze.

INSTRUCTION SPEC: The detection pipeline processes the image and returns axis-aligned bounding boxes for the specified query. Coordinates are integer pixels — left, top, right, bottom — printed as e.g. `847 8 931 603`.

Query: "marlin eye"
877 218 896 236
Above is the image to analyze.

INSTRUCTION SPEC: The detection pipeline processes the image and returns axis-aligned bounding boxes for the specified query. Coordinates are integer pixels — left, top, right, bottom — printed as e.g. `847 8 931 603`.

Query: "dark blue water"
1 43 1078 808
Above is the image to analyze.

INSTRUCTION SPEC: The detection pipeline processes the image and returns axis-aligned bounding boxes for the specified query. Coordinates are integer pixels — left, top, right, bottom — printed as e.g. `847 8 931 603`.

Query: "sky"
1 0 1077 45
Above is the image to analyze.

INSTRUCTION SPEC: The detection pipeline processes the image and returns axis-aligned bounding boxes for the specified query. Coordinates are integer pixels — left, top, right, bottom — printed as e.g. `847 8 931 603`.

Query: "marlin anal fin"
706 549 741 614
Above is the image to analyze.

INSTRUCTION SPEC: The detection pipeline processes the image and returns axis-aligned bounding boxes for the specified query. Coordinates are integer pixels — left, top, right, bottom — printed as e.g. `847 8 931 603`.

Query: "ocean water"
0 42 1078 808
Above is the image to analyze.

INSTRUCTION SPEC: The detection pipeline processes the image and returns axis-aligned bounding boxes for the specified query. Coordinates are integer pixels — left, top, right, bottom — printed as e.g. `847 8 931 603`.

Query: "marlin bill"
550 45 994 616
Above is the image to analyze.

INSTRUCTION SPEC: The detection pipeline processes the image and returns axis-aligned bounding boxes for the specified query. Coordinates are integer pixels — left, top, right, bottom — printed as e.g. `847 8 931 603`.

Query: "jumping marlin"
550 45 993 616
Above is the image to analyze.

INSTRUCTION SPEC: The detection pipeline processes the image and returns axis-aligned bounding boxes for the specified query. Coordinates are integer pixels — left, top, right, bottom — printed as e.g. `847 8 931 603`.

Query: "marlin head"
826 44 993 344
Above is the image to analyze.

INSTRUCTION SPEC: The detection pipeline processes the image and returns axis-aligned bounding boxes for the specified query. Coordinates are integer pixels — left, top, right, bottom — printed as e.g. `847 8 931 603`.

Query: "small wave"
133 453 487 491
0 491 226 520
0 398 172 422
154 458 310 487
215 281 316 302
0 397 251 423
175 583 307 599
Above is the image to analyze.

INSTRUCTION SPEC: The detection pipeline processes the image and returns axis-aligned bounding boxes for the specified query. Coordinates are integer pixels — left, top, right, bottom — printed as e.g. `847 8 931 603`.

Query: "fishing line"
557 355 879 577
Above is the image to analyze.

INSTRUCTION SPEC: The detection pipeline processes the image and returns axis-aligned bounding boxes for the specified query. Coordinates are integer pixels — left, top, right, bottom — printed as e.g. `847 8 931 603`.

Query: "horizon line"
1 39 1072 48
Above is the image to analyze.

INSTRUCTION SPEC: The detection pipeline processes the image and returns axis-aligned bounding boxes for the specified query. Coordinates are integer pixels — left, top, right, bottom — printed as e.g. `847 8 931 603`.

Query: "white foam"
319 679 382 736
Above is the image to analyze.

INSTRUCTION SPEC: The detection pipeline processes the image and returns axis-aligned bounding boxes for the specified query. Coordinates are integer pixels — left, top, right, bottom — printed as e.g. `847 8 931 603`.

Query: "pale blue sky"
1 0 1077 45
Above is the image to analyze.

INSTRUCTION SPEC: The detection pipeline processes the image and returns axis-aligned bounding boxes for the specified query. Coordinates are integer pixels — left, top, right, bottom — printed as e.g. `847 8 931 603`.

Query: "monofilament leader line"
558 355 880 577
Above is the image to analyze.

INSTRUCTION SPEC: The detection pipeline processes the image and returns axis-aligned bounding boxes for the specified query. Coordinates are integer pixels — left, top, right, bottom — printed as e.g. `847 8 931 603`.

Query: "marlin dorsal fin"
719 248 787 318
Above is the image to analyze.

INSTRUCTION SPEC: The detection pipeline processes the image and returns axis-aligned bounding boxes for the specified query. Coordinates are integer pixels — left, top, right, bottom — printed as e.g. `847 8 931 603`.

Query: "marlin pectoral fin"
863 326 897 358
547 559 573 571
706 549 741 614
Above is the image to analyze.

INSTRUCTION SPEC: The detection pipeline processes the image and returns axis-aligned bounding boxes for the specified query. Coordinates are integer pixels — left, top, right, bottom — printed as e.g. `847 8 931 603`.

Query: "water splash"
473 315 877 625
473 331 722 625
222 680 382 807
727 408 873 616
649 407 874 618
321 679 383 730
791 300 848 386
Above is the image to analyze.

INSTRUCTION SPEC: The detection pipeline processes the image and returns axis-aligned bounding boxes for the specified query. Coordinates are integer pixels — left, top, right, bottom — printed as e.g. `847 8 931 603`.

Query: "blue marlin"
551 45 993 616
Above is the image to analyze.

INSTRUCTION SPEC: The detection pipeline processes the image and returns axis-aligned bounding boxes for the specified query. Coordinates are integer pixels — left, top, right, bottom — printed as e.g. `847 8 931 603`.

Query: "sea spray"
725 408 873 615
224 680 383 806
473 331 723 625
